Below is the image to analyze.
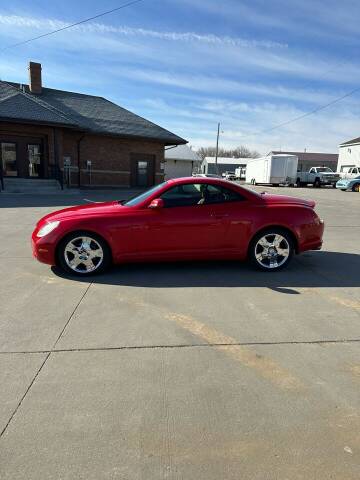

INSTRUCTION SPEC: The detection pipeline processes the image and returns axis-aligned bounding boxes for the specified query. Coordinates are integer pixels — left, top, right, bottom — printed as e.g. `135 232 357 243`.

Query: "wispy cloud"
0 6 359 154
134 95 360 153
0 14 287 49
115 66 343 105
1 14 357 85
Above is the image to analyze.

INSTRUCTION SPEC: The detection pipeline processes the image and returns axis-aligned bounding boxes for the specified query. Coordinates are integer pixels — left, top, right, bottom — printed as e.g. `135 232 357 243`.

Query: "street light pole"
215 122 220 175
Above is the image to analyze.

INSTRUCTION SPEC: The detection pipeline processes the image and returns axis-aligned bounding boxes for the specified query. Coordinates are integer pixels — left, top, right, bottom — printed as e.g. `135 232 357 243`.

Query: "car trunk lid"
260 193 316 209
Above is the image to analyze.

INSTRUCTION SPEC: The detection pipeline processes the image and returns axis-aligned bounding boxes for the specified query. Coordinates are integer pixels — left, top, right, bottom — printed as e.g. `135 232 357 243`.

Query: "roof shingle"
0 81 186 145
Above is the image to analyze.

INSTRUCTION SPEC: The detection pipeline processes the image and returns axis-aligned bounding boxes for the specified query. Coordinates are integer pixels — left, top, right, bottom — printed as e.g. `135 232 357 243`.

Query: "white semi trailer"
245 154 298 186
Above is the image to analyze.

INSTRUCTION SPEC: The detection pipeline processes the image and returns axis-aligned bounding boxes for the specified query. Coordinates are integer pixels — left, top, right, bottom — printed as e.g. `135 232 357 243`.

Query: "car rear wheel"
352 183 360 192
58 232 111 275
249 229 294 271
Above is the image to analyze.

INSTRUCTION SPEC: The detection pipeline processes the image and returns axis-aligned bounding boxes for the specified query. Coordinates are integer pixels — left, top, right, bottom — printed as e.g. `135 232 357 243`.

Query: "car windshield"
122 182 167 206
317 167 333 173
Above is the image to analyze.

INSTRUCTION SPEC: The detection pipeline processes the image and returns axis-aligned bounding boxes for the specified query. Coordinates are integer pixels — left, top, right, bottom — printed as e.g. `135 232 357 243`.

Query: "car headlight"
37 221 60 238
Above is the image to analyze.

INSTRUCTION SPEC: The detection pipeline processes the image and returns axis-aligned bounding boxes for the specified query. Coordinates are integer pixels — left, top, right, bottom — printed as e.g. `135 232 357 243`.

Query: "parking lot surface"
0 186 359 479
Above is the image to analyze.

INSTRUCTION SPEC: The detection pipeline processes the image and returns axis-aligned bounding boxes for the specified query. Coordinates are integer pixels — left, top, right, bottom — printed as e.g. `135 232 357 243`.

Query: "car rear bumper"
297 221 324 253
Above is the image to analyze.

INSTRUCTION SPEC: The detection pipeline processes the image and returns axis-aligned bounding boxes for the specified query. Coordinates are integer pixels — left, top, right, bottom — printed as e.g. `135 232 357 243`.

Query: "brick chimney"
28 61 42 94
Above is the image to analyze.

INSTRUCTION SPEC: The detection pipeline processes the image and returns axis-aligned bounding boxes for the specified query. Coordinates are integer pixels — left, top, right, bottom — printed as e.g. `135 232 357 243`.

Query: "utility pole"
215 122 220 175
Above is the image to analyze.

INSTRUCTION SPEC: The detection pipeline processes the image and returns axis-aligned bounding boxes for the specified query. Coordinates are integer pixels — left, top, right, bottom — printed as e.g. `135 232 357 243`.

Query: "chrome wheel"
64 236 104 273
254 233 290 269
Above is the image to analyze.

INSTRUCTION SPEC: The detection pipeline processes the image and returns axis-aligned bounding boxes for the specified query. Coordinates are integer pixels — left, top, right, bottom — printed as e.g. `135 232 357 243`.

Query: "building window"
1 142 17 177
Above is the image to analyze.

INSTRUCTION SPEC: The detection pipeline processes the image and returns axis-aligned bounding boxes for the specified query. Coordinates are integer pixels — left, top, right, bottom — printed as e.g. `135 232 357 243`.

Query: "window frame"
159 182 246 209
1 141 18 177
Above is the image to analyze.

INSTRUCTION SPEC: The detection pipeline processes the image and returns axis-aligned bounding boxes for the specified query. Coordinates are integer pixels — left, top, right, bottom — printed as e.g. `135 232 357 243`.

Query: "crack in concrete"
1 337 360 356
0 282 93 439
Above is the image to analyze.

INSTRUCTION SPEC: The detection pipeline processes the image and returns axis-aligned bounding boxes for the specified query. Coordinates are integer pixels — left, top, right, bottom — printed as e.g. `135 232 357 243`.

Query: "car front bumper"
31 229 57 266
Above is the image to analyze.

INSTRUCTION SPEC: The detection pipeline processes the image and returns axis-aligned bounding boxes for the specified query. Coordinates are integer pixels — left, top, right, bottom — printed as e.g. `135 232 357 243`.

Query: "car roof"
167 176 229 185
164 177 262 201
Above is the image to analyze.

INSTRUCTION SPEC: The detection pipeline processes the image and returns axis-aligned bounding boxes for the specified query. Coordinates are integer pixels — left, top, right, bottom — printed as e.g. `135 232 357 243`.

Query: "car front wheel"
352 183 360 192
249 229 294 271
58 231 111 275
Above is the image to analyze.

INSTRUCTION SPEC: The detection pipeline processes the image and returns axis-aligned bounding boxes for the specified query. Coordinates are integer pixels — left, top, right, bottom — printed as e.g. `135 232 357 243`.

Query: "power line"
0 0 357 142
239 84 360 140
0 0 146 52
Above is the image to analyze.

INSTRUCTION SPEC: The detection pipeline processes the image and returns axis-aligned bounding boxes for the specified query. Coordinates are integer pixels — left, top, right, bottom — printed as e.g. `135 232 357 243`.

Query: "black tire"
341 189 347 191
57 230 111 276
249 228 294 272
352 183 360 192
313 178 321 188
296 178 304 188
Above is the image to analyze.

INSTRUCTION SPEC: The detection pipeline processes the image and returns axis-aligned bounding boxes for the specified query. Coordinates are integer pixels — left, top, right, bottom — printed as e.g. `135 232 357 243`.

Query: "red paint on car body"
32 178 324 267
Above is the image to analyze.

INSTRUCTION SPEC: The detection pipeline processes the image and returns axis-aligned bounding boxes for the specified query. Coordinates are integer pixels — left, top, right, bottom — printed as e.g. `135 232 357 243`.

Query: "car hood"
38 201 129 224
261 193 315 208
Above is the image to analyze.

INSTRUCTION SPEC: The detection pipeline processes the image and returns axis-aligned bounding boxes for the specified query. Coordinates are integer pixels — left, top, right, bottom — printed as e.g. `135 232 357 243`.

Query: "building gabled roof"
165 144 201 162
339 137 360 146
0 82 76 127
0 81 187 145
270 151 338 161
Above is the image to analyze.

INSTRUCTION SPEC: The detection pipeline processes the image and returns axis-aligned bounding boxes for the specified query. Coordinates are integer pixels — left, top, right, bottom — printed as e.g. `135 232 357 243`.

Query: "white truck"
235 166 246 180
245 154 298 186
339 166 360 179
296 167 340 188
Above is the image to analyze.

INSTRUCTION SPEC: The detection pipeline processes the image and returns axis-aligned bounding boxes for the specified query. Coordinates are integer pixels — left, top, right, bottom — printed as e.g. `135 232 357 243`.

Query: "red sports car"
32 177 324 275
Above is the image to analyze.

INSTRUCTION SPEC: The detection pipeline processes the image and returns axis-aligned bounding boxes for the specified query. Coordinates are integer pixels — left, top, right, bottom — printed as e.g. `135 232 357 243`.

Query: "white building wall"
164 159 195 180
338 145 360 172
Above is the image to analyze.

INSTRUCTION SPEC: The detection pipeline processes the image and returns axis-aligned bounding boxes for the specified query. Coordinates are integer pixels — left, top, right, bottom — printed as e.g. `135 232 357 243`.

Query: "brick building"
0 62 186 189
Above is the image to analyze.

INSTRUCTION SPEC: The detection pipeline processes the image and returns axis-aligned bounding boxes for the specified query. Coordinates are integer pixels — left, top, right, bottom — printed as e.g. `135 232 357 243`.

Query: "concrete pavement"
0 186 359 479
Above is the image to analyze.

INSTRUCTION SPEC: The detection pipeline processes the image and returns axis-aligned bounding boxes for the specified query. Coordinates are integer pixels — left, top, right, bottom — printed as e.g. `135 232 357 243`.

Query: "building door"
136 161 149 187
27 144 42 177
131 153 155 187
1 142 17 176
0 137 45 178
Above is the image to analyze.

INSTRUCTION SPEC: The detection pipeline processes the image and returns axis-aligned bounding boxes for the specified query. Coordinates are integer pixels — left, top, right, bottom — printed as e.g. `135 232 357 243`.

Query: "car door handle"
211 213 229 219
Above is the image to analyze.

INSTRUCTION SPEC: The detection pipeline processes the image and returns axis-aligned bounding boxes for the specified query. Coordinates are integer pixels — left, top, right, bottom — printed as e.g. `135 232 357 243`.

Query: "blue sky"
0 0 359 153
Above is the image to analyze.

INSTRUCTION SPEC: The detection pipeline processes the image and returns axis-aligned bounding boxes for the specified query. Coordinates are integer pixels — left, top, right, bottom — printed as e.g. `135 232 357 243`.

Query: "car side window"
160 184 202 208
160 183 245 208
204 184 245 204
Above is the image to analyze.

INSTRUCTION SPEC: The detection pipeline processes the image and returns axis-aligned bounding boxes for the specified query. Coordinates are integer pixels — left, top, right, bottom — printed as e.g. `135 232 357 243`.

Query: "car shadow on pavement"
51 251 360 289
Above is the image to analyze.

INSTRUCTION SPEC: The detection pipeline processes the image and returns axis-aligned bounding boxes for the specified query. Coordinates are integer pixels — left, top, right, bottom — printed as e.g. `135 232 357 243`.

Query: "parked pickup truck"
296 167 340 188
222 171 236 181
339 166 360 179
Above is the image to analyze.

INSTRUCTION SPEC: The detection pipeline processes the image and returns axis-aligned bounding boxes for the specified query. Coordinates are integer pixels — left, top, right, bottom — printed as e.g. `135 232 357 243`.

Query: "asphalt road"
0 185 359 479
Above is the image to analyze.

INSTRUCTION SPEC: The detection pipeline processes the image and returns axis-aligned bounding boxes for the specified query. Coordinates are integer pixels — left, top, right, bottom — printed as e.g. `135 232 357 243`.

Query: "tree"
197 145 260 160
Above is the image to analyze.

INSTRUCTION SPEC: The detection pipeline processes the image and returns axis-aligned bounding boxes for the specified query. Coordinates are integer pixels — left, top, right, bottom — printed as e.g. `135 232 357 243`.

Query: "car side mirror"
148 198 164 209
